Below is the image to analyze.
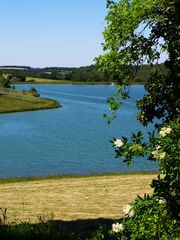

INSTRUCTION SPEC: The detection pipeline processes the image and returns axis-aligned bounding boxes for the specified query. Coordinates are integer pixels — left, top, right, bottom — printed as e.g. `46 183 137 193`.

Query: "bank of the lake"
0 171 157 184
0 94 61 114
13 77 144 85
12 76 112 85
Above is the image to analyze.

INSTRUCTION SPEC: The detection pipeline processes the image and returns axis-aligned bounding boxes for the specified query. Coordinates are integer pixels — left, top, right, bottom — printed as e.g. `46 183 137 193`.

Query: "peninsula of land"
0 94 61 114
0 72 61 114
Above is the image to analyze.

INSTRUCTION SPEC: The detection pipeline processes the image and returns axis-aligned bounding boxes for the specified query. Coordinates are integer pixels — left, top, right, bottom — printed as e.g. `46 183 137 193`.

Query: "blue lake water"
0 84 157 178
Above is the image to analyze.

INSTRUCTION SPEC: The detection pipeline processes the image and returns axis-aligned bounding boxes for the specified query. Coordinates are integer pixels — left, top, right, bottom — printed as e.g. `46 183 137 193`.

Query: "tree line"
0 64 168 84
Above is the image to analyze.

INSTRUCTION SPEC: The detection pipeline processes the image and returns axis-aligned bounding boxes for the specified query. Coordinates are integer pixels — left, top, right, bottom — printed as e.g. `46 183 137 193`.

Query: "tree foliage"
94 0 180 239
97 0 180 125
0 74 11 88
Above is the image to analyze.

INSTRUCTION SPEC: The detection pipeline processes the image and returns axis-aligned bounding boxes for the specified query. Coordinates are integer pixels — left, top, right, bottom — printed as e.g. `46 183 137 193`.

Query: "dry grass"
0 174 156 223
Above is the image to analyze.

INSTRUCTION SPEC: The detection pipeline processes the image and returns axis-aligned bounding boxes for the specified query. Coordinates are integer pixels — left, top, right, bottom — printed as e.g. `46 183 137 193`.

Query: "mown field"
0 173 156 223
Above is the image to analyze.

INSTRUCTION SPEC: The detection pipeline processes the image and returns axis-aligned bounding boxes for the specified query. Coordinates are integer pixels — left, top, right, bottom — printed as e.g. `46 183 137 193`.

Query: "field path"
0 174 155 223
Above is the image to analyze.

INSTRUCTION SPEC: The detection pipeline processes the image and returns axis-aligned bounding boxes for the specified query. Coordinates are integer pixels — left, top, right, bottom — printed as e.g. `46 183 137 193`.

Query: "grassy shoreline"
13 81 144 85
13 77 112 85
0 171 158 184
0 94 61 114
12 77 145 85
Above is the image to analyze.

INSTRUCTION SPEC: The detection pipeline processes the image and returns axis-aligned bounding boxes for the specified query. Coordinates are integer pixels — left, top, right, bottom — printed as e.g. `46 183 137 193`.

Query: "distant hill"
0 64 168 83
0 66 31 70
0 66 76 71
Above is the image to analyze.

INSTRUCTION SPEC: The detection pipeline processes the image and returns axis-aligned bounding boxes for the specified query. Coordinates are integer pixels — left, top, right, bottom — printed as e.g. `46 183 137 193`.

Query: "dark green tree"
0 75 11 88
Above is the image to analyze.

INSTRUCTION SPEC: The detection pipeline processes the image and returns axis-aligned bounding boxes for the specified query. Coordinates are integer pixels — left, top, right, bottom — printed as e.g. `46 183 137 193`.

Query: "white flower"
159 198 166 204
159 152 166 160
152 150 166 160
159 127 172 137
114 139 124 148
123 204 134 217
112 223 124 233
152 150 157 158
156 145 161 150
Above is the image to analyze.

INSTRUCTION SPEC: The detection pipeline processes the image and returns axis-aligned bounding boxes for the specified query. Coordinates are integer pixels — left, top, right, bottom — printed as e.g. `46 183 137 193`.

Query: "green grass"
0 218 98 240
0 220 79 240
0 95 61 114
0 171 157 184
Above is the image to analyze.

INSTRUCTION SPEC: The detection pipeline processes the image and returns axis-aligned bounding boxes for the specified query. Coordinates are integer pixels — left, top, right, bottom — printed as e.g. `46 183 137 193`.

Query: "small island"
0 74 61 114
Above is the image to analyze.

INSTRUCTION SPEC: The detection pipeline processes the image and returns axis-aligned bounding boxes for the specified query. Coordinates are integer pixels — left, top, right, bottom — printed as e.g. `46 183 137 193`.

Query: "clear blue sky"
0 0 107 68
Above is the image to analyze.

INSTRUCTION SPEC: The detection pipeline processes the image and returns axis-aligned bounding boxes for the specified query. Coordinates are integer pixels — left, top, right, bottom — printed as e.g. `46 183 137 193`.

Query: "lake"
0 84 157 178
